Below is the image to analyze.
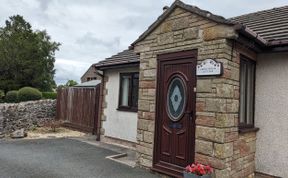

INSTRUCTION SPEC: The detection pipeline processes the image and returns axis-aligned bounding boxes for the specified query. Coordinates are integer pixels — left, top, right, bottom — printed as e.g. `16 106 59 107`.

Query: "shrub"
5 90 18 103
50 120 62 132
0 90 5 103
18 87 42 102
42 92 57 100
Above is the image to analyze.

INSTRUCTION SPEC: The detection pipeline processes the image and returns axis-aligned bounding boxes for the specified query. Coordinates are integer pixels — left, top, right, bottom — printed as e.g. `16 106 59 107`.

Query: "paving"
72 136 137 168
0 138 160 178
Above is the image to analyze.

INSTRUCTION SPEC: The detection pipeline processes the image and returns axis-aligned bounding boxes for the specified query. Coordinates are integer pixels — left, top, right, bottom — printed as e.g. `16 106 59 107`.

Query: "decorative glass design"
167 77 186 122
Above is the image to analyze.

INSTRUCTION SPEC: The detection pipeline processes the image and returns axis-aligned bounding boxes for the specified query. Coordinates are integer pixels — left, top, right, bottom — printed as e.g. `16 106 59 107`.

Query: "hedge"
0 90 5 103
5 90 18 103
42 92 57 100
18 87 42 102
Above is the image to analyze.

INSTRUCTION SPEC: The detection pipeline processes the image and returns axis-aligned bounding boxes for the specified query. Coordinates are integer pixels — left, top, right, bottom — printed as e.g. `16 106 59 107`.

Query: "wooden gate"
56 86 100 134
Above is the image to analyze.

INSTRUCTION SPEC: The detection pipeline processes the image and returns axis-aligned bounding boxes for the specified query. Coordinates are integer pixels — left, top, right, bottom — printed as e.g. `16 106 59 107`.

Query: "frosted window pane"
247 64 255 124
240 62 247 124
239 58 255 127
121 77 129 106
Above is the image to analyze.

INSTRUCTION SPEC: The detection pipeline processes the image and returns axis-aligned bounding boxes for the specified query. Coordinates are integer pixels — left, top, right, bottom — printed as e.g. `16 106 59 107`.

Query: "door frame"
152 50 197 177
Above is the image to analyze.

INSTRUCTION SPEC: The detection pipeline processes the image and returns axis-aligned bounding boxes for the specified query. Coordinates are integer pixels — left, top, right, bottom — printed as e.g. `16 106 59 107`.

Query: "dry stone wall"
0 100 56 134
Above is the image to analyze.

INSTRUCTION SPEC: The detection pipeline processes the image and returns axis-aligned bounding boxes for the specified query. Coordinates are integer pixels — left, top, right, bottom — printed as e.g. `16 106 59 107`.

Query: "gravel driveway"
0 138 159 178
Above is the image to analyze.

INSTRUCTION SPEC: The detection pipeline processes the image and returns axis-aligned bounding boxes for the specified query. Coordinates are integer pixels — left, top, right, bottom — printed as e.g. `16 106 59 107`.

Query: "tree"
0 15 60 92
56 80 78 91
65 80 78 87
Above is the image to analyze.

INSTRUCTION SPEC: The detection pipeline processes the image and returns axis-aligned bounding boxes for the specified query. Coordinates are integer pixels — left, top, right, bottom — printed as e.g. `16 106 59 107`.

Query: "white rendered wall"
255 52 288 177
103 67 139 143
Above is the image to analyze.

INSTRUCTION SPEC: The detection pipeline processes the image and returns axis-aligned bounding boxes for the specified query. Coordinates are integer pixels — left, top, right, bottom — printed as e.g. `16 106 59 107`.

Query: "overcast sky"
0 0 287 85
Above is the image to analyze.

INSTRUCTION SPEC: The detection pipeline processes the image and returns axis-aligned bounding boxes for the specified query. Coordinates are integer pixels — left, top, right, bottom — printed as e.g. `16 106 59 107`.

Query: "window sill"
238 127 259 134
117 107 138 113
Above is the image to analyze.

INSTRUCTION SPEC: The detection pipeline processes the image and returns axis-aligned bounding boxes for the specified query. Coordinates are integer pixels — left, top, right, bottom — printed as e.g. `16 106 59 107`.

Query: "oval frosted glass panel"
167 77 187 122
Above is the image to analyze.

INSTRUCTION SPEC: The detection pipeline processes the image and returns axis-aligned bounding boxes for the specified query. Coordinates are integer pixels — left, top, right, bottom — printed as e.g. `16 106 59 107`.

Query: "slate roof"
75 80 101 87
94 49 139 69
230 6 288 42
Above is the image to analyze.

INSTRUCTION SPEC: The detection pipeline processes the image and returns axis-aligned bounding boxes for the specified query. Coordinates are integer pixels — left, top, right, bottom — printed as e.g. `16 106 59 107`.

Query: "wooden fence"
56 86 100 134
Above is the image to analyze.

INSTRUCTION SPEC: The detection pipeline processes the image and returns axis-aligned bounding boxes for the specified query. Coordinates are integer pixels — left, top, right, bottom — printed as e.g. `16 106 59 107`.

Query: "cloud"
0 0 287 85
76 32 120 51
54 59 91 85
38 0 51 11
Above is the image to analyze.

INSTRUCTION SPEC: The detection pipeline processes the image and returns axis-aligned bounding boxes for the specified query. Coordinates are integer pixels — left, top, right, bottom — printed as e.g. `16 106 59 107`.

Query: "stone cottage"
94 1 288 177
81 64 100 83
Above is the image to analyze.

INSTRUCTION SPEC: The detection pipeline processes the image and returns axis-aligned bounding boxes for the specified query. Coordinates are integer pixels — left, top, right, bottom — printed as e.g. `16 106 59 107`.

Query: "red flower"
185 165 193 173
184 163 213 176
205 165 213 174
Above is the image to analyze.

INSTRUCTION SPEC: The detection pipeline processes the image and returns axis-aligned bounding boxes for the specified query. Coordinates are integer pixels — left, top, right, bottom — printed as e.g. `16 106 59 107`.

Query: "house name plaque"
196 59 222 76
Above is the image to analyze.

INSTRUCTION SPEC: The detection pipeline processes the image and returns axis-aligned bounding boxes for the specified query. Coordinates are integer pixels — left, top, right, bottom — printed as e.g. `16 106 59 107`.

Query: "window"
118 73 139 112
239 56 256 129
87 77 97 81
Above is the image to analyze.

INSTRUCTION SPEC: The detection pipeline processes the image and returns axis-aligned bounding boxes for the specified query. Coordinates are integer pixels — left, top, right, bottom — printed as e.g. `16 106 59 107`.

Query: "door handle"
189 111 193 120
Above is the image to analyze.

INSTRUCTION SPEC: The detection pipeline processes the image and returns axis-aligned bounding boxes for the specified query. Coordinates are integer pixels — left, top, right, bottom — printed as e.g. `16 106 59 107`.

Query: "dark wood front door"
153 50 197 178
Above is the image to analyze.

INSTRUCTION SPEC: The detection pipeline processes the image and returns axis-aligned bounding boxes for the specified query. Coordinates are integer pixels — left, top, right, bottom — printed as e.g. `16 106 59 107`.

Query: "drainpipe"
95 68 104 141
